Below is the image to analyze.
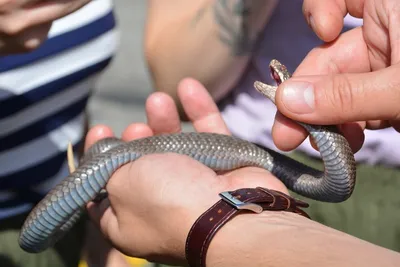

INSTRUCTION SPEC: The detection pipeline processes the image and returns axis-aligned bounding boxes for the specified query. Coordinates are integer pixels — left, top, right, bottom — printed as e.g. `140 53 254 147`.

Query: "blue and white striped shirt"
0 0 118 219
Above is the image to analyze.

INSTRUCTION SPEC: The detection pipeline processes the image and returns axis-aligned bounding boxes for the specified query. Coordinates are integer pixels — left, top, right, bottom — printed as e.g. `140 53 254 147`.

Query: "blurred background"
88 0 192 134
88 0 152 134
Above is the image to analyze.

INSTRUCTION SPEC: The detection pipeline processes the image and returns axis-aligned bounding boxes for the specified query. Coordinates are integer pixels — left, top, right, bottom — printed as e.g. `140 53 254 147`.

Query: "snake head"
269 59 291 85
253 59 292 104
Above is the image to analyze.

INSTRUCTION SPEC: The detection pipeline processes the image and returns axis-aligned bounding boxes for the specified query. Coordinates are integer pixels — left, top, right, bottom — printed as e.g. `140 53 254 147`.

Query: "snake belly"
19 128 356 253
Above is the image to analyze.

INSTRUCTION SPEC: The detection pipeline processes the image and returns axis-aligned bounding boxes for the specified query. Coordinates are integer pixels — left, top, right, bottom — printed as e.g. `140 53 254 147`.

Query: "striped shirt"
0 0 118 220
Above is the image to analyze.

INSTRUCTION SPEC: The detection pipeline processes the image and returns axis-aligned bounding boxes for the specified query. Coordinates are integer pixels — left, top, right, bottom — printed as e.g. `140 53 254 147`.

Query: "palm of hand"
84 79 287 265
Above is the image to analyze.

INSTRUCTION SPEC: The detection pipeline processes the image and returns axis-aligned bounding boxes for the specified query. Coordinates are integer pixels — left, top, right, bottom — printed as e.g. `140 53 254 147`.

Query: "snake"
18 59 356 253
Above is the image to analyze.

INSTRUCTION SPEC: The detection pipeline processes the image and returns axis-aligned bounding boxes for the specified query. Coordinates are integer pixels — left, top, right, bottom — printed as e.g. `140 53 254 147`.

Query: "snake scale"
18 60 356 253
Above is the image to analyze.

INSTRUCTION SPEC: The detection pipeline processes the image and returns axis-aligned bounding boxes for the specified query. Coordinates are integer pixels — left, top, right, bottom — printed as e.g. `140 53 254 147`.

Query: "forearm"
205 212 400 267
145 0 277 114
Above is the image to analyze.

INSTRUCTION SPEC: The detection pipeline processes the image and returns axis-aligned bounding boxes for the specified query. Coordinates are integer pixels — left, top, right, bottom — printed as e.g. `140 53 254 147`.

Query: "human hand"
271 0 400 153
0 0 90 54
84 78 288 265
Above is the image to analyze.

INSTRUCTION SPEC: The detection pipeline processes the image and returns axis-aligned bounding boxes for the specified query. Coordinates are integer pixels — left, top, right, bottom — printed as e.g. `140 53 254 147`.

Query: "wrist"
159 192 222 264
184 187 310 267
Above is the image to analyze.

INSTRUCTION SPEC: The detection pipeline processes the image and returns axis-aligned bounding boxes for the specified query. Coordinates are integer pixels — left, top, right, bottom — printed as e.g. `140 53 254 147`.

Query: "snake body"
18 60 356 253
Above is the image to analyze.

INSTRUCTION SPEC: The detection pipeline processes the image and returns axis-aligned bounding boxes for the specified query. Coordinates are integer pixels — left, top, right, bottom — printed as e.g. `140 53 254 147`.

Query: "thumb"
275 65 400 125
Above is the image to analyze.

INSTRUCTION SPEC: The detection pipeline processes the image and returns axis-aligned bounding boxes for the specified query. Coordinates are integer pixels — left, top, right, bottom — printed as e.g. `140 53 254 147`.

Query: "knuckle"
326 74 357 117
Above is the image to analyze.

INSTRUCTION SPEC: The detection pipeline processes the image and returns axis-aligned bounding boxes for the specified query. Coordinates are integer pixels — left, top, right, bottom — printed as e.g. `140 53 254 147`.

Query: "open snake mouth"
270 66 281 85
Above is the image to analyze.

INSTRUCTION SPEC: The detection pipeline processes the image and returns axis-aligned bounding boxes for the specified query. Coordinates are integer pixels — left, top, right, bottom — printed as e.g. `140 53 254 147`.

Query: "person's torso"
0 0 118 220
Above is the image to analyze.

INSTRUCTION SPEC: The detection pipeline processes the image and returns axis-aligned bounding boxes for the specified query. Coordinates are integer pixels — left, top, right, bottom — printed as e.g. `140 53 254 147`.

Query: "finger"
272 28 370 150
86 198 117 241
0 0 89 37
338 122 365 153
84 124 114 152
275 64 400 125
273 113 365 154
387 1 400 65
0 0 34 11
0 23 51 54
24 0 90 25
146 92 181 135
302 0 347 42
343 0 365 17
121 123 154 142
86 198 110 227
293 28 370 77
0 0 63 10
272 112 308 152
303 0 365 42
178 78 230 134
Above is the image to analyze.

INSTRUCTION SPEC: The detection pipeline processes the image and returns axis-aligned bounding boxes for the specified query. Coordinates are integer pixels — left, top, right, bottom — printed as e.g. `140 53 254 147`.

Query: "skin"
84 79 400 267
0 0 90 54
145 0 278 117
272 0 400 153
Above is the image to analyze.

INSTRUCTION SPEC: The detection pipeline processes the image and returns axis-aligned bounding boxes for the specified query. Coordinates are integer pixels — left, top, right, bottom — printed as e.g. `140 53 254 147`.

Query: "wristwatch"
185 187 310 267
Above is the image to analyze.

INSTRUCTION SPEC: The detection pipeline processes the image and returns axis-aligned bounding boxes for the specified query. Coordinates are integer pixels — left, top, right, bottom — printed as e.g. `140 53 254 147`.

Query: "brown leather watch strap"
185 187 310 267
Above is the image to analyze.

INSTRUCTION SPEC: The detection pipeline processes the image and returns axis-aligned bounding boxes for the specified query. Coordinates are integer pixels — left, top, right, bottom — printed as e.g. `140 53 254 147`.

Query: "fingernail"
281 81 315 114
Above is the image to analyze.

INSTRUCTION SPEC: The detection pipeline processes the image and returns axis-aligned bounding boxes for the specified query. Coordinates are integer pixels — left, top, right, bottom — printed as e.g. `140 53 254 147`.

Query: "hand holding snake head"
271 0 400 154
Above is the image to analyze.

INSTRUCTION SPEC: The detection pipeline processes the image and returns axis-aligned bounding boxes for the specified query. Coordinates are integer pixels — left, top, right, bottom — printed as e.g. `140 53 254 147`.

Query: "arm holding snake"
18 60 357 252
29 83 400 267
